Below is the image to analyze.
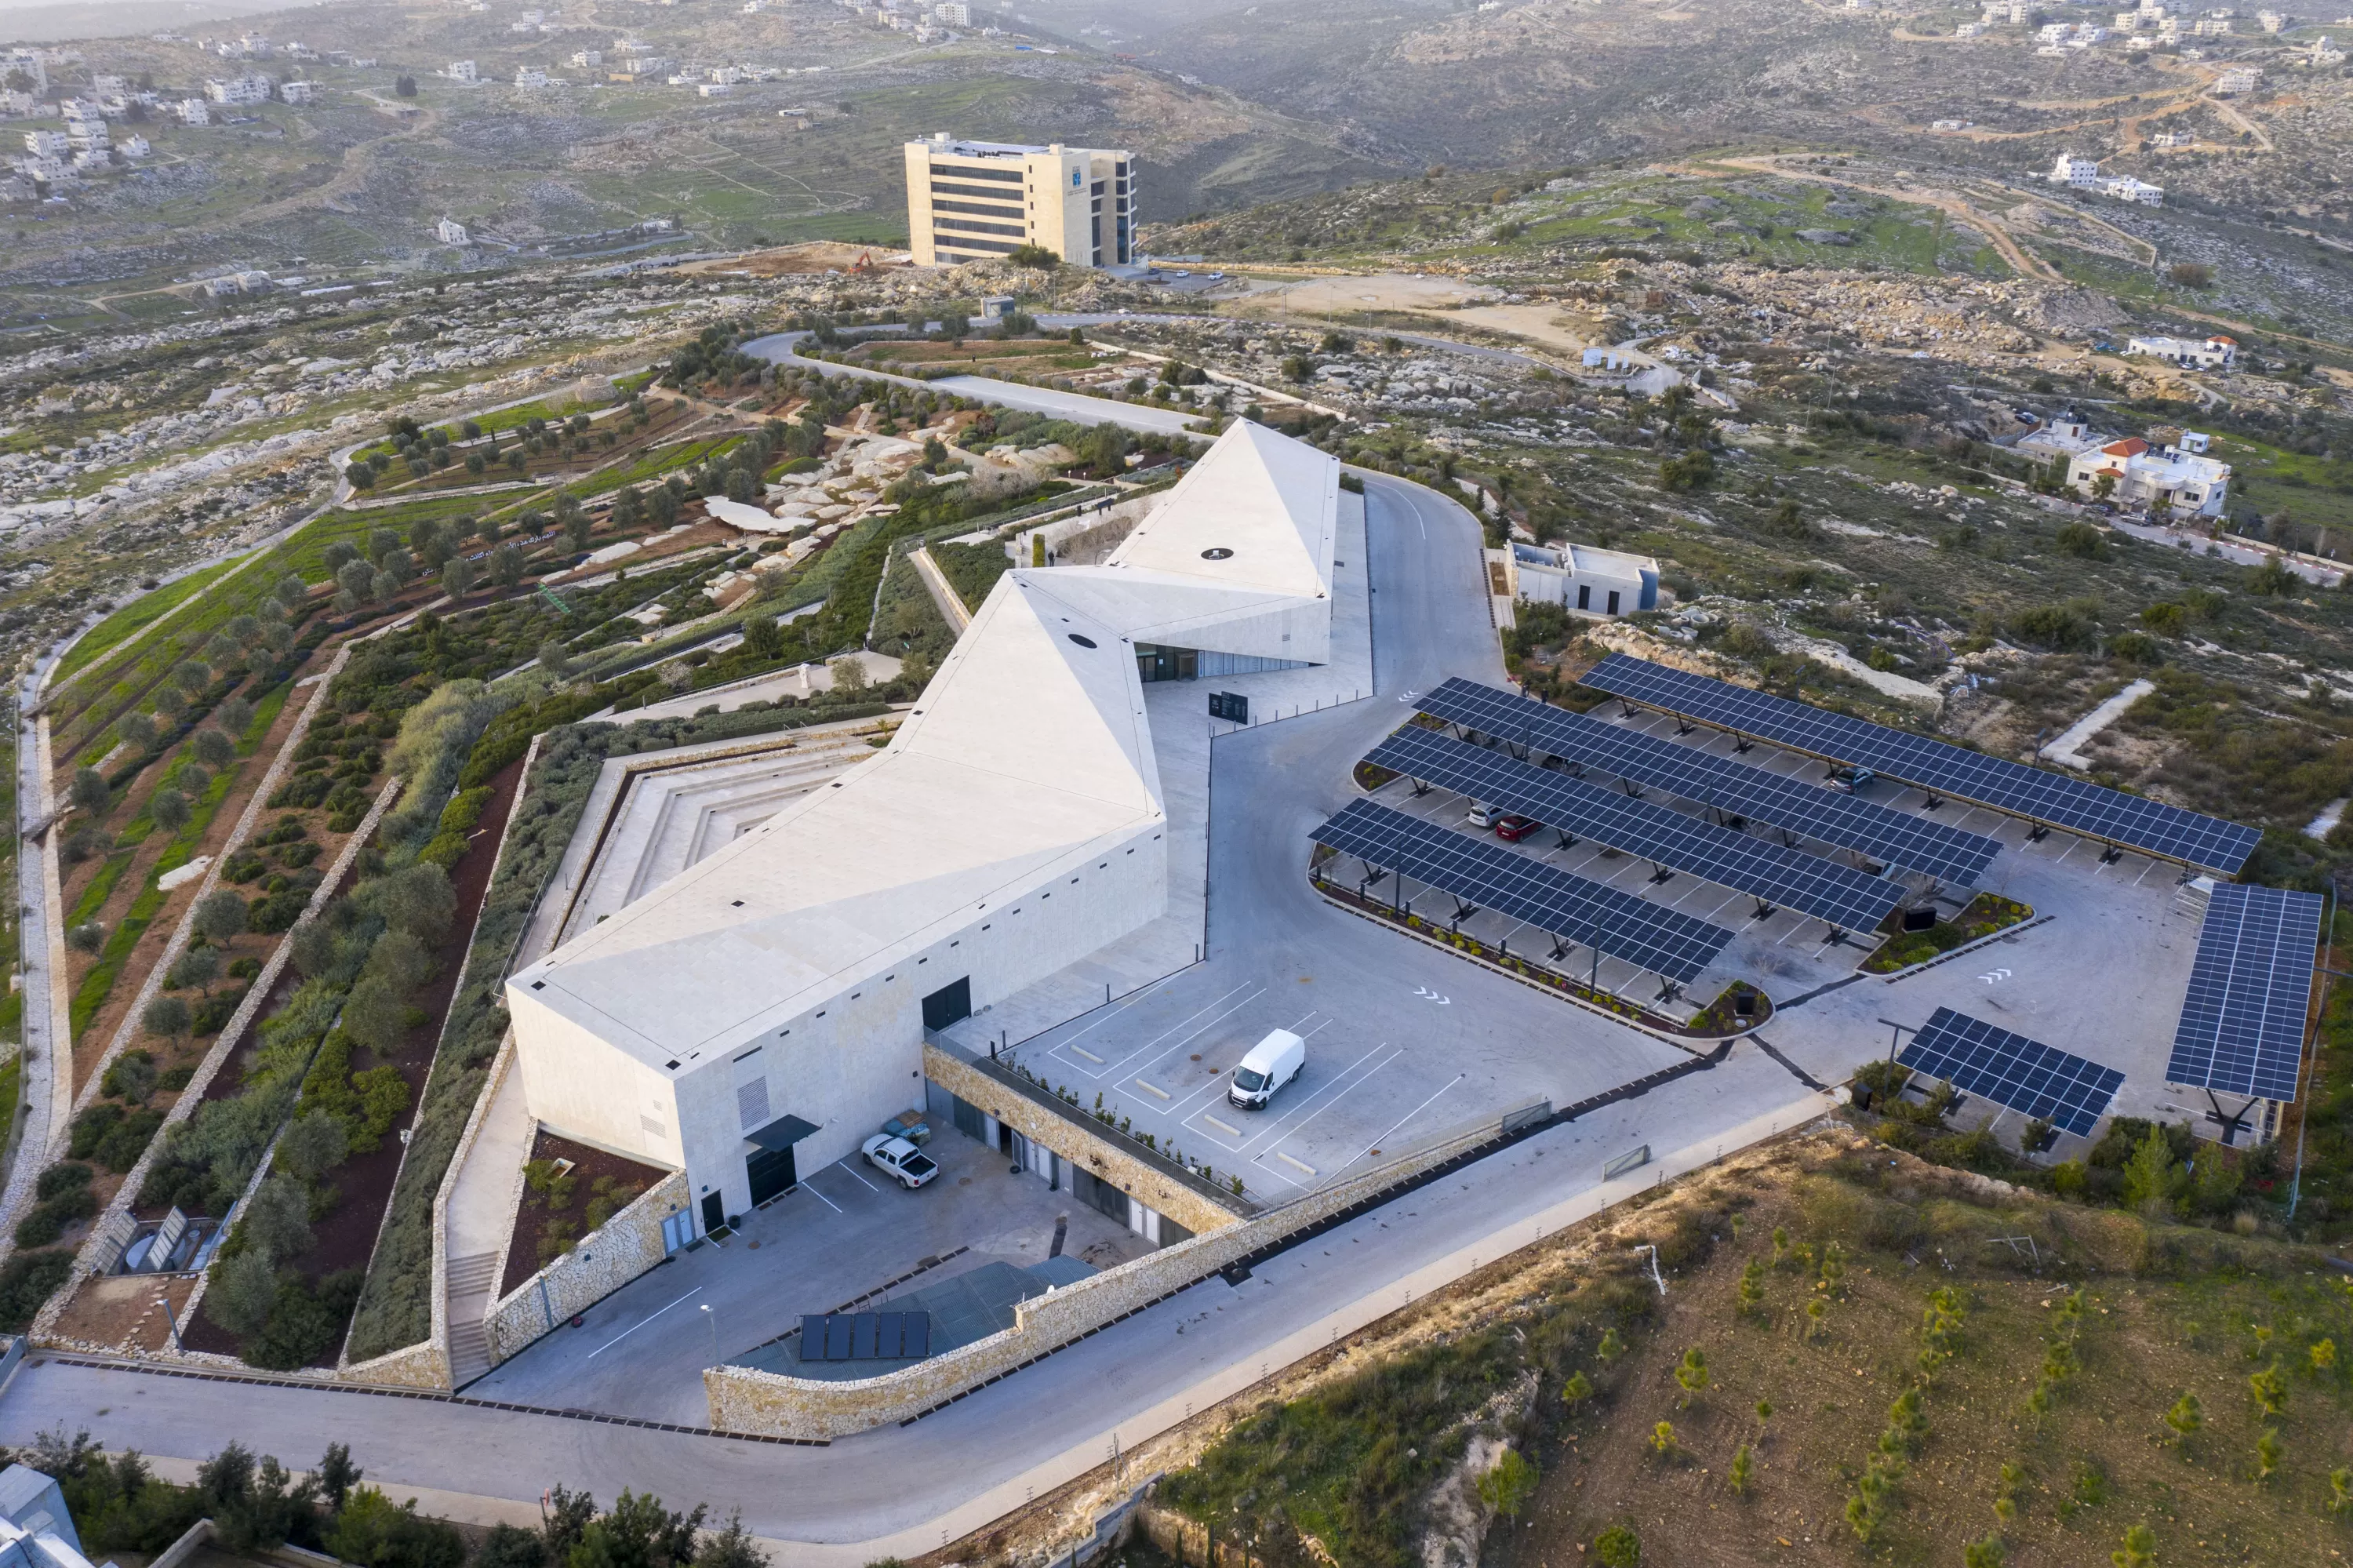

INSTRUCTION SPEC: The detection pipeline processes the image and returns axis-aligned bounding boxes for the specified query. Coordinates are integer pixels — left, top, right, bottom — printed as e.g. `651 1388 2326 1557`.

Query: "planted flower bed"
1861 893 2035 975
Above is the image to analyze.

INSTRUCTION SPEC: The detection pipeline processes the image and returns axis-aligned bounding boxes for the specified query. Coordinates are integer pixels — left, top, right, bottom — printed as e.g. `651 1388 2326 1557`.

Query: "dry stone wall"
923 1044 1246 1239
485 1170 689 1362
704 1105 1515 1439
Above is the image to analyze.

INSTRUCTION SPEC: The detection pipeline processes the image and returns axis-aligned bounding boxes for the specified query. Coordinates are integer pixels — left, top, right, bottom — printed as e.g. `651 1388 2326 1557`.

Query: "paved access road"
0 475 1832 1562
740 330 1201 436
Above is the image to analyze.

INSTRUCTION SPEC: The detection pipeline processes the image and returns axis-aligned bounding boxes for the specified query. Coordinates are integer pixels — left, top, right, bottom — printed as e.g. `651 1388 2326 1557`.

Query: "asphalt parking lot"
465 1131 1146 1424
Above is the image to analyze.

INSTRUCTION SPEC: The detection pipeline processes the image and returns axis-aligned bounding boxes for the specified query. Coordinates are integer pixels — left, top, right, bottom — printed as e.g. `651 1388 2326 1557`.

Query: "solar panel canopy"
1366 726 1908 932
2166 882 2322 1101
1414 678 2002 886
1898 1006 2125 1137
1311 798 1733 983
1578 653 2260 875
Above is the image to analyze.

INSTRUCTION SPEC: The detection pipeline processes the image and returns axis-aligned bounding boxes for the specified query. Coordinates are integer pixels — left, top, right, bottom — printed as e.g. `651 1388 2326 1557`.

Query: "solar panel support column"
1753 897 1777 921
1409 776 1431 797
1647 864 1675 886
2099 842 2123 865
1674 719 1697 737
1732 736 1755 754
1554 828 1578 850
1655 977 1682 1004
2026 824 2049 842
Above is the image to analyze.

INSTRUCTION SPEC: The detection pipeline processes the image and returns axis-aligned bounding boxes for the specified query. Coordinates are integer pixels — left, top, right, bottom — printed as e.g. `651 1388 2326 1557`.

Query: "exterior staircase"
446 1250 500 1388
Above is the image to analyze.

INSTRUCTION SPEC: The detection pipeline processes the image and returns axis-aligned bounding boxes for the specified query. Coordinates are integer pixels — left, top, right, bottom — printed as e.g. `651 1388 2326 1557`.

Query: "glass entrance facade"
1136 644 1198 682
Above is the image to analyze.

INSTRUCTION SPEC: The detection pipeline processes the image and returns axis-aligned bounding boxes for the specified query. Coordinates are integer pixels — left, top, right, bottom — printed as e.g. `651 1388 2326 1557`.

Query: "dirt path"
231 95 446 228
1708 156 2060 280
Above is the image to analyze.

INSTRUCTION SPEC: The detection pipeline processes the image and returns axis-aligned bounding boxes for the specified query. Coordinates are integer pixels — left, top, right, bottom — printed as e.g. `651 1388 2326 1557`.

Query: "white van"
1229 1028 1305 1110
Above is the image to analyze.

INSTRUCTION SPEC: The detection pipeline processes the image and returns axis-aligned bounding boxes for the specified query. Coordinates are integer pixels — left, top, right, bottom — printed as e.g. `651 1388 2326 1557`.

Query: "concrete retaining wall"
922 1043 1247 1238
702 1104 1518 1439
485 1169 689 1362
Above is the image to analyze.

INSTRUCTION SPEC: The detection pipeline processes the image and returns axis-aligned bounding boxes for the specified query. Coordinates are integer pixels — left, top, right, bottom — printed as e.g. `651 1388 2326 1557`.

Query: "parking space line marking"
1225 1041 1395 1153
835 1160 878 1192
1120 984 1271 1083
1331 1071 1470 1177
1052 980 1260 1078
1069 1045 1105 1064
587 1286 702 1359
1243 1043 1403 1162
1277 1151 1318 1175
799 1180 843 1213
1202 1113 1242 1137
1134 1079 1172 1099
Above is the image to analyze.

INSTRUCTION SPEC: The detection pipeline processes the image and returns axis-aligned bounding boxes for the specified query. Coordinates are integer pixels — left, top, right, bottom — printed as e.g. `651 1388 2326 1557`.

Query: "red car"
1493 813 1541 842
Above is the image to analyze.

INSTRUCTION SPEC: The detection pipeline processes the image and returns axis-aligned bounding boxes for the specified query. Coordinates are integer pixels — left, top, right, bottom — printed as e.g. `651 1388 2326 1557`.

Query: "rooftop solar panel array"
1414 678 2002 886
2165 882 2322 1101
1898 1006 2125 1137
1366 726 1910 933
1579 653 2261 875
1311 798 1734 983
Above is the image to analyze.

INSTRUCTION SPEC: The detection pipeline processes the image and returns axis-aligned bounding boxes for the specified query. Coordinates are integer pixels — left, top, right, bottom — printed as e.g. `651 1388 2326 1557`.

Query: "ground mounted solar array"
800 1310 933 1362
1413 678 2002 886
1897 1006 2125 1137
2166 882 2323 1102
1310 798 1734 984
1367 725 1910 933
1577 653 2260 875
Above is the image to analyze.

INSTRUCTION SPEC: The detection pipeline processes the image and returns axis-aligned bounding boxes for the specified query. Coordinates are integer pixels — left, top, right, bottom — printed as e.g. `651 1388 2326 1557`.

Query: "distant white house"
446 60 479 83
204 76 271 105
2103 175 2164 204
2126 332 2238 369
1506 542 1660 618
2258 7 2287 27
697 82 733 96
2049 152 2101 187
936 0 971 20
176 98 210 125
2311 34 2348 61
119 133 149 157
572 49 603 67
2067 436 2232 515
515 65 552 87
2215 64 2264 91
436 216 470 244
278 78 316 104
21 129 64 158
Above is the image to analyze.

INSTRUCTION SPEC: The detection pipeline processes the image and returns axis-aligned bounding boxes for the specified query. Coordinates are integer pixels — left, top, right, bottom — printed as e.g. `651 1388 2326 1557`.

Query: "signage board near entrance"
1209 691 1249 723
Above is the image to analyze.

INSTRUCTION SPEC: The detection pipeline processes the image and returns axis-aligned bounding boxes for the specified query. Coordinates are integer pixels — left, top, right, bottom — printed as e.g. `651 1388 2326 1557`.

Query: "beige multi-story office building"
903 133 1136 267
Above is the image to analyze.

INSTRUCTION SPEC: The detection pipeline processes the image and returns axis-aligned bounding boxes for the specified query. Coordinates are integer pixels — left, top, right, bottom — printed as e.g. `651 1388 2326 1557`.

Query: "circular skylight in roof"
1200 548 1235 560
1067 633 1098 649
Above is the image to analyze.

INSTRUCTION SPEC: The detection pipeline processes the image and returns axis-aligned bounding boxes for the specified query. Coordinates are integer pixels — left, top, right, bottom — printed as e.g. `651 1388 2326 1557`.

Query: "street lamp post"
700 1301 717 1362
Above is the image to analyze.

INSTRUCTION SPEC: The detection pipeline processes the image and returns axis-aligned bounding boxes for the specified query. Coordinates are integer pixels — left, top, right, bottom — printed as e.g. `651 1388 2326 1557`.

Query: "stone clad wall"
922 1043 1245 1238
703 1109 1514 1439
485 1170 689 1362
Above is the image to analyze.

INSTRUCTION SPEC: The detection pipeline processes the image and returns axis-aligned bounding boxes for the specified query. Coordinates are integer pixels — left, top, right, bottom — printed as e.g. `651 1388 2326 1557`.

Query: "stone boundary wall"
702 1105 1521 1439
485 1169 689 1363
71 647 354 1122
0 715 74 1271
922 1043 1248 1236
35 770 405 1338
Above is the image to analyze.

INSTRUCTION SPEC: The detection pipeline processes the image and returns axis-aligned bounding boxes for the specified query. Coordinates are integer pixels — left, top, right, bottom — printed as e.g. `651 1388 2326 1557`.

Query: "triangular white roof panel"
1107 421 1337 599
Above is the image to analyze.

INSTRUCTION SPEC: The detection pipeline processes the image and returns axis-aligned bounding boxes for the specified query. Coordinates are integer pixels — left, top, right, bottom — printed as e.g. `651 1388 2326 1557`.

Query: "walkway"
738 332 1202 436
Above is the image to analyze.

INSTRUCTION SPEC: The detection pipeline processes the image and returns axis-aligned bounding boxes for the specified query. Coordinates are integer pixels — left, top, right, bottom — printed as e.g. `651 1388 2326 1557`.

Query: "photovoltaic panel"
802 1311 934 1360
1898 1006 2125 1137
1309 798 1734 983
1579 653 2260 875
1413 678 2002 886
1366 726 1909 933
2166 882 2322 1101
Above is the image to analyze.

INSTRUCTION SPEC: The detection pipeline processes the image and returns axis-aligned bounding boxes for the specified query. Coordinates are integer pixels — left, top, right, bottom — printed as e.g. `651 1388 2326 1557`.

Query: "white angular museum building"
505 421 1339 1232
